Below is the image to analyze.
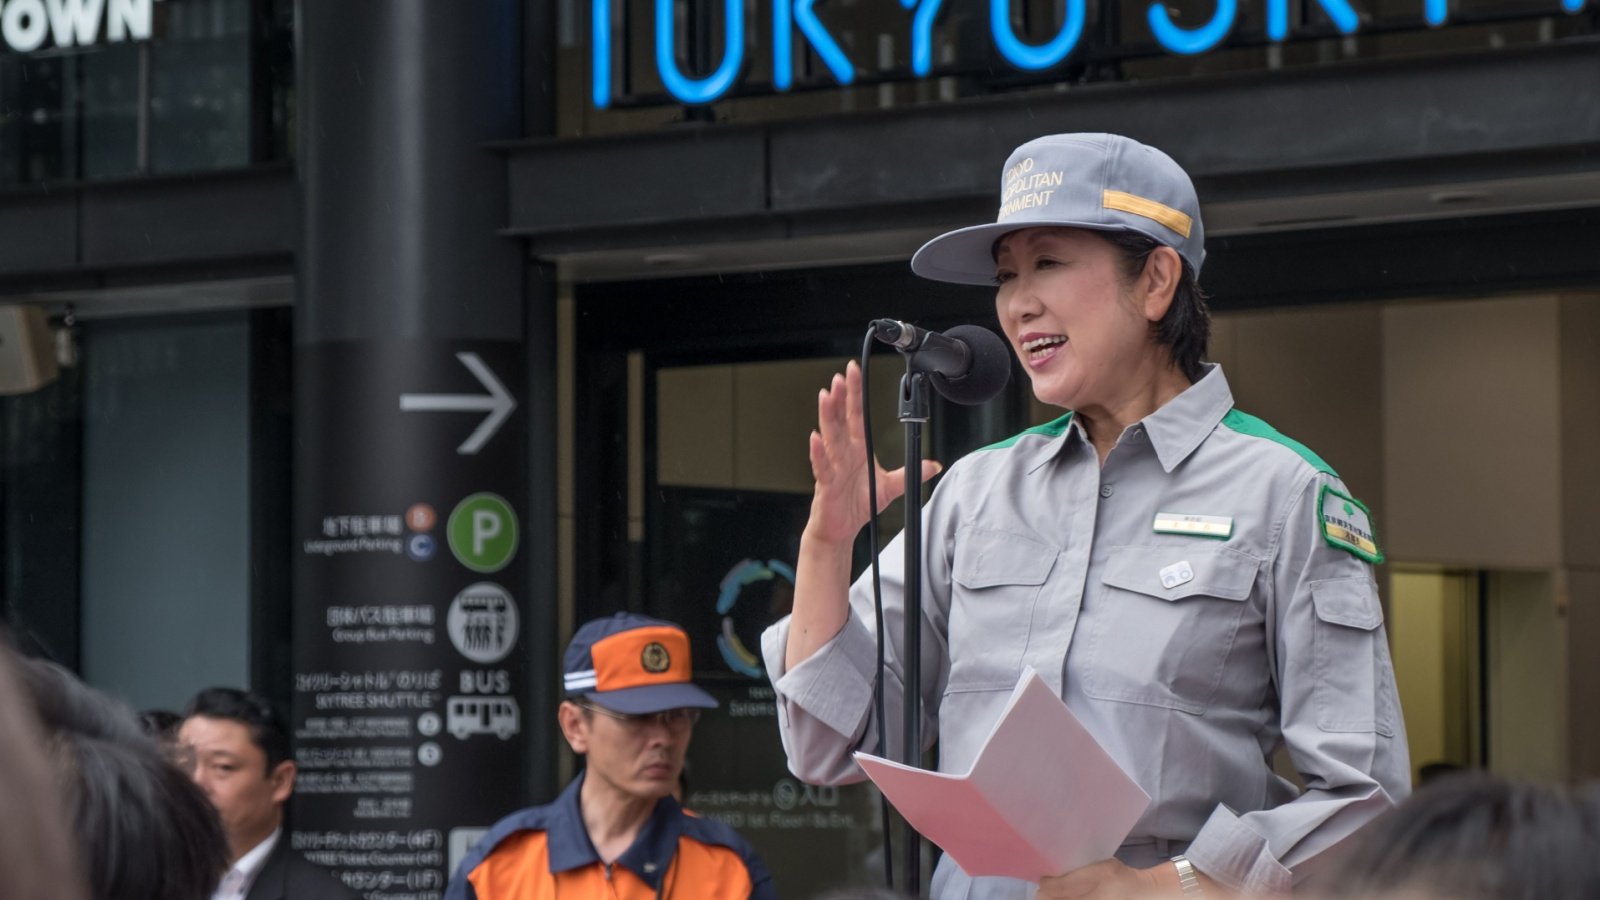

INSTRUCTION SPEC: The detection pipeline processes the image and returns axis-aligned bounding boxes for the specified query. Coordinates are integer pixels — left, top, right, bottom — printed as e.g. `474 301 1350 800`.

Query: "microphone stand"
897 367 931 898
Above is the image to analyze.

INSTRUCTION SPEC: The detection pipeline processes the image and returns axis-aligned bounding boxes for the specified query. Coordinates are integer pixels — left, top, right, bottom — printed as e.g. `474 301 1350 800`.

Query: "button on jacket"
761 364 1409 897
445 772 775 900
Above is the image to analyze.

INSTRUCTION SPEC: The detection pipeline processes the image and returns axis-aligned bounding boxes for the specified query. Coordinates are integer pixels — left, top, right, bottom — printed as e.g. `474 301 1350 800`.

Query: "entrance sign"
593 0 1590 107
0 0 154 54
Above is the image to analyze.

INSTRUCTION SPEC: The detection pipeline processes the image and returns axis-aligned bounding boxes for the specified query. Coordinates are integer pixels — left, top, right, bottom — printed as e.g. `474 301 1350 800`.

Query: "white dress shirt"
212 827 280 900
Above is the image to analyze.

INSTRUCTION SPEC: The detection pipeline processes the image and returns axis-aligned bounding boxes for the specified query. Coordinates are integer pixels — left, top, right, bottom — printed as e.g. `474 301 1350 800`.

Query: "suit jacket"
244 837 358 900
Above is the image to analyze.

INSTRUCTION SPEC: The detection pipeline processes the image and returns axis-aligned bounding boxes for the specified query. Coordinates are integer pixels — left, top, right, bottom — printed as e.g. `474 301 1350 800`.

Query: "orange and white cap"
562 612 717 714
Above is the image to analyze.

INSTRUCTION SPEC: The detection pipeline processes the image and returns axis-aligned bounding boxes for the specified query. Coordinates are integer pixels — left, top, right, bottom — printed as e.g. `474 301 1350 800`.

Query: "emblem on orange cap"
640 642 671 673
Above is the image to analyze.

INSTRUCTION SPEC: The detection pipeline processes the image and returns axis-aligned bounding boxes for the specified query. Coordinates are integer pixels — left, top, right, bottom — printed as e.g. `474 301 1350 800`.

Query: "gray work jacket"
761 364 1410 898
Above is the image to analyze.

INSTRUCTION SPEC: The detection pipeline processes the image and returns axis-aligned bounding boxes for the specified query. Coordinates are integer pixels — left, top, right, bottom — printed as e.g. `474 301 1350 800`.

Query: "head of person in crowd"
141 706 182 738
559 612 719 809
19 656 228 900
0 641 87 900
180 686 297 864
911 133 1210 427
1314 773 1600 899
141 707 184 759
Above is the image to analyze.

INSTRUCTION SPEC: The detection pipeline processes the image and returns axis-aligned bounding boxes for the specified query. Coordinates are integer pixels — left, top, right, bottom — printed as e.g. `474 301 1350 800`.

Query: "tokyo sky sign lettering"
592 0 1590 107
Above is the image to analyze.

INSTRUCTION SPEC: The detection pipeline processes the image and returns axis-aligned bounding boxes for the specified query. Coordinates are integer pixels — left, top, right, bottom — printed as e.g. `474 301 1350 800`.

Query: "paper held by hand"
853 667 1150 883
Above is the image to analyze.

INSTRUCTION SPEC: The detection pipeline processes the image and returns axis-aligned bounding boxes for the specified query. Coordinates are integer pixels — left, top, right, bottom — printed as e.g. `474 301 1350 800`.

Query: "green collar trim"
979 412 1074 452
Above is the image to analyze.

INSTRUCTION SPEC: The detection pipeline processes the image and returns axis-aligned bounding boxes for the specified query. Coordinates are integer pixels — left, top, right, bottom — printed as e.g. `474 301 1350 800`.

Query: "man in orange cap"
447 612 774 900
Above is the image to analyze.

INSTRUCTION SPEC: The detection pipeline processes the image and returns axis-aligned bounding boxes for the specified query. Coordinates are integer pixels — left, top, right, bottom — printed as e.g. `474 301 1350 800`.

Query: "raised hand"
805 359 942 547
785 359 942 671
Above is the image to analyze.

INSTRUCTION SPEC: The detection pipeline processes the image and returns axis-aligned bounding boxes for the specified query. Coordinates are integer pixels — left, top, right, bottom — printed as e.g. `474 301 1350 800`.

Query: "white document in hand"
853 666 1150 883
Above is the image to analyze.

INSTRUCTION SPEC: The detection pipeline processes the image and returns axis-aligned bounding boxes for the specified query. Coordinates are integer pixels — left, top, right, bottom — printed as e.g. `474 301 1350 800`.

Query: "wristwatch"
1171 855 1204 896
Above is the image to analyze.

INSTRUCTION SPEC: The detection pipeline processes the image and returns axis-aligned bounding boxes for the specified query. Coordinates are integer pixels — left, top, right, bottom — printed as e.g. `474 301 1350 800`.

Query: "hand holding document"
853 667 1150 883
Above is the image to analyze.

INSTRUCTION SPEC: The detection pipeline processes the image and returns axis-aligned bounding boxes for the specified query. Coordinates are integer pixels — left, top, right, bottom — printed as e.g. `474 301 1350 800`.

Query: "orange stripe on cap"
590 625 693 692
1102 189 1193 238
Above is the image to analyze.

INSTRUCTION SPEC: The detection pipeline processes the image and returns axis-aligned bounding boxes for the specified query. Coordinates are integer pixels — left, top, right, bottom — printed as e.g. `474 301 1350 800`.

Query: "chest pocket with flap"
1081 544 1261 714
948 525 1056 688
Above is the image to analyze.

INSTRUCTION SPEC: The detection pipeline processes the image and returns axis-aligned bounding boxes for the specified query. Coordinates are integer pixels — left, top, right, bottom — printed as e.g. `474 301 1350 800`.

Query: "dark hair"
140 708 182 741
0 644 86 900
1317 774 1600 899
1101 231 1210 383
183 686 292 771
22 659 229 900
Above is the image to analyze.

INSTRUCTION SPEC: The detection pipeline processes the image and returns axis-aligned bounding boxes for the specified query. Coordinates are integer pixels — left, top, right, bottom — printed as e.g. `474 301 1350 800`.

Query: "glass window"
572 265 1029 894
146 0 252 174
79 312 252 710
0 0 294 186
0 53 73 183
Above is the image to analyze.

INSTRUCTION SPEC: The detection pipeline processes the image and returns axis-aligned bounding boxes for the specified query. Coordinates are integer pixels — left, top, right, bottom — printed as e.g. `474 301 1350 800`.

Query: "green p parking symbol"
448 493 518 573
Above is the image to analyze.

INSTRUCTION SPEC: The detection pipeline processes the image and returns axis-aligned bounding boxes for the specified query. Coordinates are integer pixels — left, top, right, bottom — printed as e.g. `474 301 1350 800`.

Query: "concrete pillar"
293 2 548 893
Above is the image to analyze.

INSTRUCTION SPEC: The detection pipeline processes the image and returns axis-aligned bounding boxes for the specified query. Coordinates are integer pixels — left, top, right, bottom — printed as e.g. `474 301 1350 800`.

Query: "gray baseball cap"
910 133 1205 285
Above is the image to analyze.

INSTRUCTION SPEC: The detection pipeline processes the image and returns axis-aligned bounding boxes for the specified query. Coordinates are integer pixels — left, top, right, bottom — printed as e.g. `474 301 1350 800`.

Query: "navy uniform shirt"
447 771 775 900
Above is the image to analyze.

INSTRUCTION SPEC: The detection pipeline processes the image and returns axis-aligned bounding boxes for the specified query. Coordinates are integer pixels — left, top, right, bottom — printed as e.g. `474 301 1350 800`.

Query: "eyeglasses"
574 701 701 728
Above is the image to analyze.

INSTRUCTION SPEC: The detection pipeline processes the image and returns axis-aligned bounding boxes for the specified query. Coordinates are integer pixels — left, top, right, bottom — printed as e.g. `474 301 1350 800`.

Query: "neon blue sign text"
593 0 1589 107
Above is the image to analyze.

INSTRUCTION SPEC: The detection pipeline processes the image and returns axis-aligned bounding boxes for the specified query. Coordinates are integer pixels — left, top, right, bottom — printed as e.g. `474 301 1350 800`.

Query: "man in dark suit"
180 687 356 900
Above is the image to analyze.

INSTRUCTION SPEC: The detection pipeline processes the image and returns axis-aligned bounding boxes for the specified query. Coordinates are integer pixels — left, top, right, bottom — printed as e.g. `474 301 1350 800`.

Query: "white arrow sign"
400 352 516 455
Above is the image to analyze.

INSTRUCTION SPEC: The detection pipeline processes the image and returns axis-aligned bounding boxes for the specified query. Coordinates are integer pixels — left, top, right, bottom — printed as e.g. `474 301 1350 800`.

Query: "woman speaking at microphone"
760 133 1409 899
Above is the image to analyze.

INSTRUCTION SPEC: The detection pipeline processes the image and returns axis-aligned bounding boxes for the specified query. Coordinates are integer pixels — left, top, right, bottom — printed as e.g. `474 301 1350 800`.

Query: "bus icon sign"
447 695 520 740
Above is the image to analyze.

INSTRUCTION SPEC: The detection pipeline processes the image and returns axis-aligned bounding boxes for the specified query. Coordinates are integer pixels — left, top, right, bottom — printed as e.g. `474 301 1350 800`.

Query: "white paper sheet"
853 667 1150 883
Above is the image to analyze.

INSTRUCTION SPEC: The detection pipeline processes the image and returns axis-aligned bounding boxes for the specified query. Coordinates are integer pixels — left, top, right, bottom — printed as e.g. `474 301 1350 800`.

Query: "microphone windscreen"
932 325 1012 406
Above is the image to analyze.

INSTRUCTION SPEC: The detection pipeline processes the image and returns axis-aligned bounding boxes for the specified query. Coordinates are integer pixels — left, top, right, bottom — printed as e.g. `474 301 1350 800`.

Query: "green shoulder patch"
1318 485 1384 564
979 412 1074 452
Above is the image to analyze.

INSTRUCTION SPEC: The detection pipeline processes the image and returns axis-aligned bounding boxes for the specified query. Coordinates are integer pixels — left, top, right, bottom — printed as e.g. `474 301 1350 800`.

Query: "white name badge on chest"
1152 512 1233 539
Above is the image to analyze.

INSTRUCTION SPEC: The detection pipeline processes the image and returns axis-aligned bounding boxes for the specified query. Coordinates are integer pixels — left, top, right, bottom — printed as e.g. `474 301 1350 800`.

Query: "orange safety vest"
446 774 774 900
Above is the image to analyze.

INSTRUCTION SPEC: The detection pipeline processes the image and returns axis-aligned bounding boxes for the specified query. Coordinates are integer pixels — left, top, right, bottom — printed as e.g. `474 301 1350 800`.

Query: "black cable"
859 328 895 890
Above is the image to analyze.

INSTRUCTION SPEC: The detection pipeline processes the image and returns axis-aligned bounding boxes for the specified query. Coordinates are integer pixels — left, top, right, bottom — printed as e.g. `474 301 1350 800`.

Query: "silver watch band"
1171 855 1205 896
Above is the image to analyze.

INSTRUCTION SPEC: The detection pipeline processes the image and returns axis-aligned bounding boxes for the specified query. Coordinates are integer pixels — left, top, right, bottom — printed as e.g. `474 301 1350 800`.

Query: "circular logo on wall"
640 642 671 673
446 582 519 664
716 558 796 677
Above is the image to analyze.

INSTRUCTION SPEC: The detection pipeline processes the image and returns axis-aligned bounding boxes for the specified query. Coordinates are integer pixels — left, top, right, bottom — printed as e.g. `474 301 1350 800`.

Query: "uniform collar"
1142 363 1234 473
546 769 682 890
1030 363 1233 474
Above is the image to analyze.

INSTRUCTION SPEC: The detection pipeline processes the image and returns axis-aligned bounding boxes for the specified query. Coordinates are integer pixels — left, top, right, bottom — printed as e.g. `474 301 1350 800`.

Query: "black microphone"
871 319 1012 405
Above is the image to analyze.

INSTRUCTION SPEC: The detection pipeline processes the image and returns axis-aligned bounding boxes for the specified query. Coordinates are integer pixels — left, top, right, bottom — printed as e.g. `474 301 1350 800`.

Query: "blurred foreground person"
448 612 774 899
20 657 228 900
1314 773 1600 900
181 687 356 900
0 642 86 900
